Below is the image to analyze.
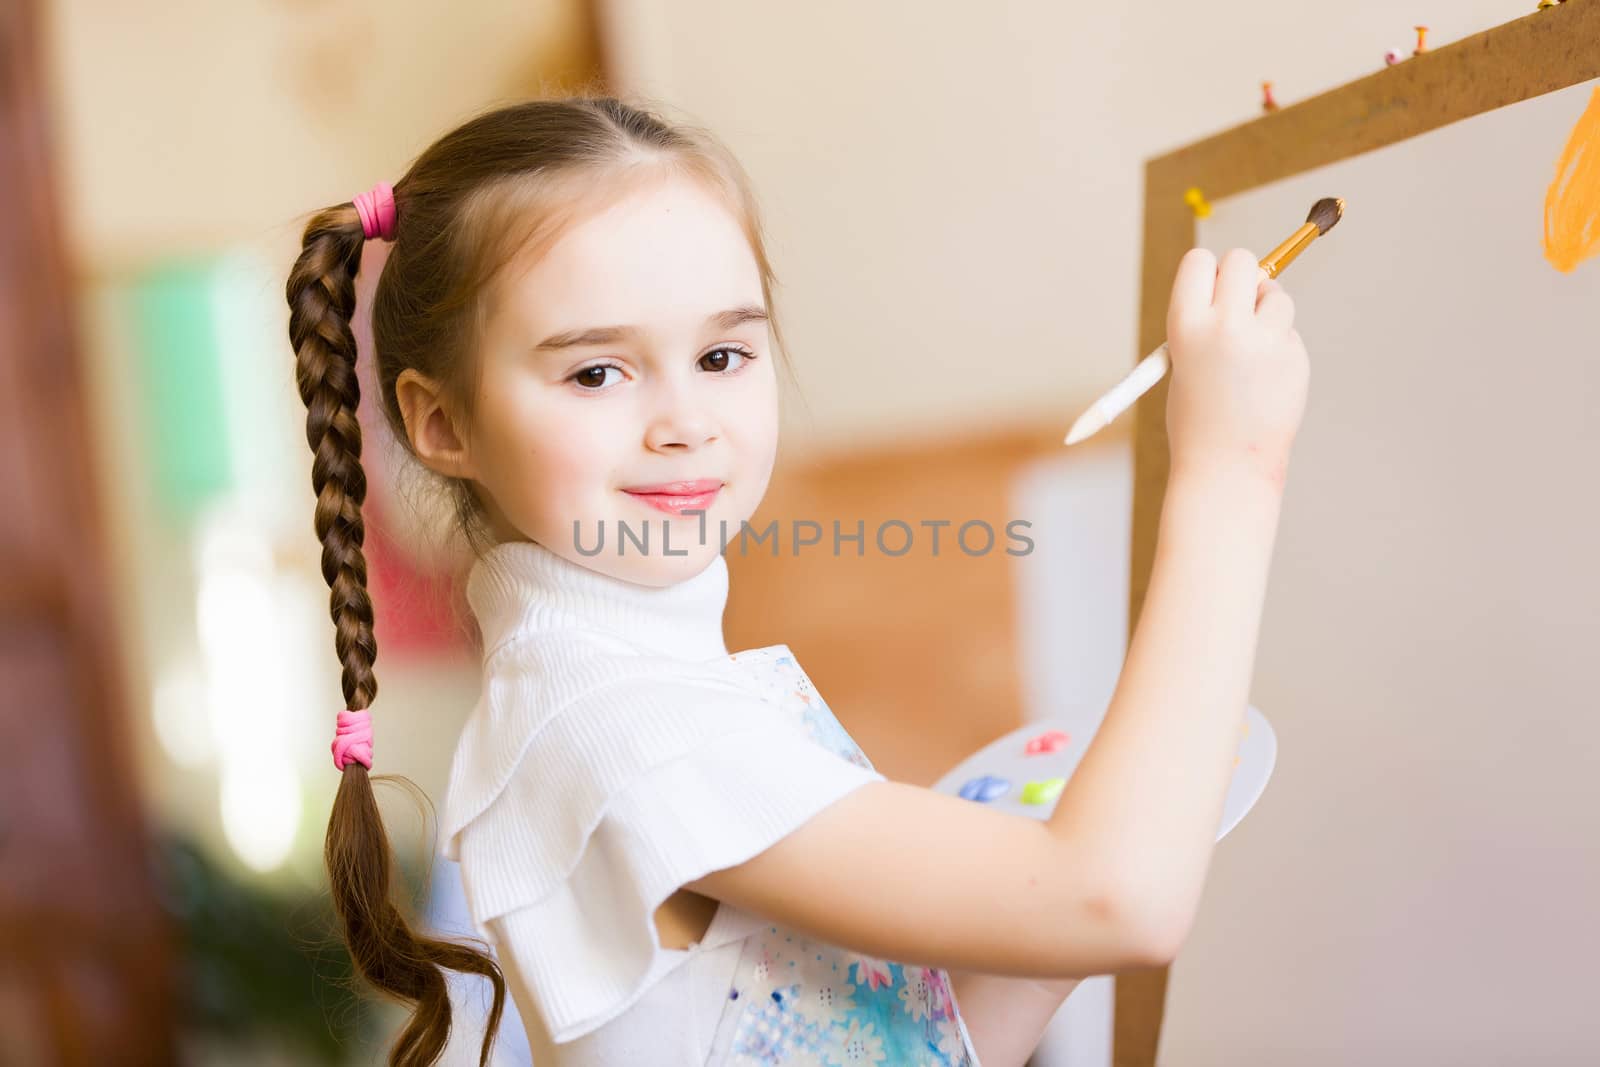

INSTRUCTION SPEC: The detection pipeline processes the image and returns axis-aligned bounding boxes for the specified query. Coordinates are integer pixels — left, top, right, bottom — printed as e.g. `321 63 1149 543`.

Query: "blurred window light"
219 758 302 873
151 655 214 768
192 502 322 871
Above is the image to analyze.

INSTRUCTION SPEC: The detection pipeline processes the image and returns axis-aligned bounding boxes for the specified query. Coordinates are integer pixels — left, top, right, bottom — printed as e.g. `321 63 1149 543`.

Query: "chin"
562 496 743 585
615 542 721 588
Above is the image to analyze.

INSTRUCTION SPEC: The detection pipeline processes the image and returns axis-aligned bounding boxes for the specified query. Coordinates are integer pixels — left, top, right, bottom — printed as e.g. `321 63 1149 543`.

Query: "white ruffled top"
439 539 886 1046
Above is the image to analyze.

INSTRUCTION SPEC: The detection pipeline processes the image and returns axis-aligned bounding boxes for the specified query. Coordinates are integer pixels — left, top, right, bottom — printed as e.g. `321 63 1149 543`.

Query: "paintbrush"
1063 196 1345 446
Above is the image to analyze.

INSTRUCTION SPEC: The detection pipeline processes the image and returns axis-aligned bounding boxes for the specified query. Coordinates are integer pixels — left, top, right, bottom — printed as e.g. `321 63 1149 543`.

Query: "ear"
395 369 476 480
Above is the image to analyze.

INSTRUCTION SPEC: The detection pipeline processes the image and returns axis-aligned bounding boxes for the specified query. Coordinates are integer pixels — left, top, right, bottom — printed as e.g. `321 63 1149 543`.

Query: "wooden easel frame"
1120 2 1600 1064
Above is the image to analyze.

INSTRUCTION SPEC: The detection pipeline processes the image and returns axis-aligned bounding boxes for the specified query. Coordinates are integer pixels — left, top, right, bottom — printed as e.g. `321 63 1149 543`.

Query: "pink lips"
622 479 723 515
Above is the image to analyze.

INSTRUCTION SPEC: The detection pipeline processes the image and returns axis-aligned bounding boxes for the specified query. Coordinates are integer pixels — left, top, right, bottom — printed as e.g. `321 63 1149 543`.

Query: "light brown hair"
284 94 791 1065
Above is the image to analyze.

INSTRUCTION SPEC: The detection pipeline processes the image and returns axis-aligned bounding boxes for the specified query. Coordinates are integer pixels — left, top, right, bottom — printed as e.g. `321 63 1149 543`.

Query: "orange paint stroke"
1543 85 1600 273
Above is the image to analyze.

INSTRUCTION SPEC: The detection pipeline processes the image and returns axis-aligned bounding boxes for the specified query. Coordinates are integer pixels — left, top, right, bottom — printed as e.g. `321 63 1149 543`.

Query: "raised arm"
684 459 1286 982
690 247 1306 986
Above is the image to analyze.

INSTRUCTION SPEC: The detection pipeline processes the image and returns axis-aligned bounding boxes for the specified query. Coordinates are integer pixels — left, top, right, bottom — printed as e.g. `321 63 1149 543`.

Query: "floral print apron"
701 647 982 1067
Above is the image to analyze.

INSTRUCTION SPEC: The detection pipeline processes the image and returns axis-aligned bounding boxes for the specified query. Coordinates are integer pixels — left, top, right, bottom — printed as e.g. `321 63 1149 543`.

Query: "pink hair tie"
331 709 374 771
352 181 397 242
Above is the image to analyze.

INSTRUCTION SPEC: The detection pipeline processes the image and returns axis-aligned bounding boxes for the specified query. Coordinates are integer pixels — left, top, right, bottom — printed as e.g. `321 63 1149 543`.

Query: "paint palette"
932 705 1276 842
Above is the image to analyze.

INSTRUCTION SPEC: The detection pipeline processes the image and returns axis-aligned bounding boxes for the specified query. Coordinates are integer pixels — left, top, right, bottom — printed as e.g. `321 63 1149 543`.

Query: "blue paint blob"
958 774 1011 802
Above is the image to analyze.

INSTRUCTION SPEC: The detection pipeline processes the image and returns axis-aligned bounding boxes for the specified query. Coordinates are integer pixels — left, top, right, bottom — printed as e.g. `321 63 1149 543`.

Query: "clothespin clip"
1184 186 1212 218
1261 80 1280 113
1384 47 1404 67
1412 25 1429 56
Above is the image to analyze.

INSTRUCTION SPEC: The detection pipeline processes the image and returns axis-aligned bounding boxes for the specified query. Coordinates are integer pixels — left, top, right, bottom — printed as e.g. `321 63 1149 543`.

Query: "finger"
1254 277 1282 312
1169 248 1218 326
1256 288 1294 332
1213 248 1264 315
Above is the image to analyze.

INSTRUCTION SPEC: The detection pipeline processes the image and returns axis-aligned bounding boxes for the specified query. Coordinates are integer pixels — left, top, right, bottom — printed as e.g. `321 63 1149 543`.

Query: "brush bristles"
1307 196 1344 235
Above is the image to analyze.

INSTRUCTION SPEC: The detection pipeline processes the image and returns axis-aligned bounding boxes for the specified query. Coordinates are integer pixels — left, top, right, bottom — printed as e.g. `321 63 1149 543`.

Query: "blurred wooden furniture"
0 2 177 1062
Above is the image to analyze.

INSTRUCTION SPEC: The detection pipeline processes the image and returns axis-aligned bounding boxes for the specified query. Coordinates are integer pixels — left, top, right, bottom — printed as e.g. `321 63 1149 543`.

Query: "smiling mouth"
621 483 722 515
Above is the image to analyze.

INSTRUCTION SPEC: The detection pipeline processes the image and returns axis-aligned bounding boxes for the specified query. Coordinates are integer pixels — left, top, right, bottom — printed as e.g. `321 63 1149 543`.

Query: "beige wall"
44 0 599 266
598 0 1519 457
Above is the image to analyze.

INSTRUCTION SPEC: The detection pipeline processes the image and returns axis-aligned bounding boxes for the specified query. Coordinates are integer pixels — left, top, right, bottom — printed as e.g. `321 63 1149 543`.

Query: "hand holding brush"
1064 197 1344 450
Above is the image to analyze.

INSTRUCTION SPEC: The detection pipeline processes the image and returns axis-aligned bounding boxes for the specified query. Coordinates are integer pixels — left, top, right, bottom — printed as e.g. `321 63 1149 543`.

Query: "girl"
287 96 1307 1067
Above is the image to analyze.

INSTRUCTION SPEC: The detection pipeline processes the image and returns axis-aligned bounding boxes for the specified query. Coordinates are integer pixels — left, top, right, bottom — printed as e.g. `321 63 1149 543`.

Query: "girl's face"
462 174 779 587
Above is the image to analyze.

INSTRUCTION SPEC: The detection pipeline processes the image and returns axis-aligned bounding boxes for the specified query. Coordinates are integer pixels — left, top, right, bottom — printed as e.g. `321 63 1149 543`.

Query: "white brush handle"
1063 342 1170 445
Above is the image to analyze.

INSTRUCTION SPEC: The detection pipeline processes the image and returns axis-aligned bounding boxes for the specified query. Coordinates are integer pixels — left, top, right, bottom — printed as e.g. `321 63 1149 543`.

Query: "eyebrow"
534 305 770 352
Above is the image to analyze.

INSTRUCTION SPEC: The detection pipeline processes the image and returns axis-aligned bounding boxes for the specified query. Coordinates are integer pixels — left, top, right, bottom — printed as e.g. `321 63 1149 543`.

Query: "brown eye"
571 364 622 390
701 346 755 374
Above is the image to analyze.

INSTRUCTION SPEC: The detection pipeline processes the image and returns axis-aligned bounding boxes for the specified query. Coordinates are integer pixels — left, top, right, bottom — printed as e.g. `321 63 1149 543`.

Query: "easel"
1118 2 1600 1064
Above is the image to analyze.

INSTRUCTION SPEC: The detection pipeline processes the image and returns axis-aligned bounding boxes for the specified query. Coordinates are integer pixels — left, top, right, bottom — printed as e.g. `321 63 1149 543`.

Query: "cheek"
496 402 622 507
730 378 779 460
731 413 777 469
724 392 779 506
524 443 591 512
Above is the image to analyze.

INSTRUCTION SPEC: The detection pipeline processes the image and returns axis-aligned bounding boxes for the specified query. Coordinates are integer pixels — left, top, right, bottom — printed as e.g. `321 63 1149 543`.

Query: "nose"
643 374 719 452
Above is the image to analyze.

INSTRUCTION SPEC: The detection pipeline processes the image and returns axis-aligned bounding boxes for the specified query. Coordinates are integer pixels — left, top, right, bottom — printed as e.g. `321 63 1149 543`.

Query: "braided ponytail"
285 201 505 1066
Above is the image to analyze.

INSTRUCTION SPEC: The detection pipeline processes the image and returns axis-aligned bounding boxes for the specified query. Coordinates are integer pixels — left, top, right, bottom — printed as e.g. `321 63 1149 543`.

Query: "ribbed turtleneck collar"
465 539 731 663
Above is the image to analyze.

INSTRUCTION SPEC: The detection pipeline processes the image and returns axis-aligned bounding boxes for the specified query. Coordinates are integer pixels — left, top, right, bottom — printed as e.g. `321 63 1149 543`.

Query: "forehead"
498 175 762 333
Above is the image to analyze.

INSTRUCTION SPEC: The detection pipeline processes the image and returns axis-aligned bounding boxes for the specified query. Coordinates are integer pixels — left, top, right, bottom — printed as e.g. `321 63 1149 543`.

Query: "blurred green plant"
149 830 383 1064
